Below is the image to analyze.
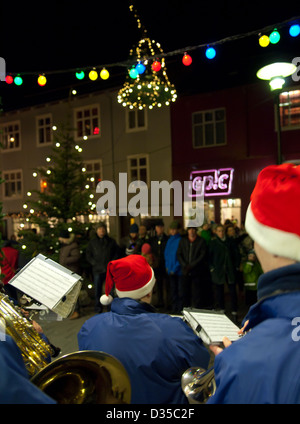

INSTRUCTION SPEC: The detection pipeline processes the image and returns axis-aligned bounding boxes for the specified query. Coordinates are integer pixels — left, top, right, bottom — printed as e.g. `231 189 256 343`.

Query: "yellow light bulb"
100 68 109 80
89 70 98 81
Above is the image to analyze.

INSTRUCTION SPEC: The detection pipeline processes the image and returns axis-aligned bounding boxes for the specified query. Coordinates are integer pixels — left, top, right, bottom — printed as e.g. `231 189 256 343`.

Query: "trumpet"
181 366 216 404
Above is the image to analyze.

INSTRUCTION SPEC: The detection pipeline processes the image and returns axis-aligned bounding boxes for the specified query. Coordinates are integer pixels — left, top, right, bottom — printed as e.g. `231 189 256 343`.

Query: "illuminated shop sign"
189 168 234 197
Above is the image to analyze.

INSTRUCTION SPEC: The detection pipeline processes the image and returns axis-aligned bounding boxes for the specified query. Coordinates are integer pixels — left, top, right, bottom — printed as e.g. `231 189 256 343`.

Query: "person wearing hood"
58 230 81 274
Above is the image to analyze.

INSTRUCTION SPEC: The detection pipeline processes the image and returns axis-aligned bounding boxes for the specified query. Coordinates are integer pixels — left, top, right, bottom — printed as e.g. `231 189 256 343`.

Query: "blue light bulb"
205 47 216 59
136 63 146 74
289 24 300 37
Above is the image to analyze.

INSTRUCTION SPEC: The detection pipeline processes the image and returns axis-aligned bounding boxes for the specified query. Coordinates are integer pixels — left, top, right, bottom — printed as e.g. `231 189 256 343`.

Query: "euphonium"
181 366 216 404
0 292 131 404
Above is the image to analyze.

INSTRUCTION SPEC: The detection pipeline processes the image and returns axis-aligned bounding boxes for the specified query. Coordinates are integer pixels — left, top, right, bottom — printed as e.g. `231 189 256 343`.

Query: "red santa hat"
245 163 300 261
100 255 156 305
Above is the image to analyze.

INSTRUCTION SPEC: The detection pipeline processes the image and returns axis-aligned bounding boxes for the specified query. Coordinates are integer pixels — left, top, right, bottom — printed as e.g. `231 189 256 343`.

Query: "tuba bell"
31 350 131 404
0 292 131 404
181 366 216 404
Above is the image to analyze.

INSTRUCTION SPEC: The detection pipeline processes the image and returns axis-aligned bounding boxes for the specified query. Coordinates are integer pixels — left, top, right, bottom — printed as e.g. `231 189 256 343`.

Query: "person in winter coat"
58 230 81 274
149 220 169 308
0 239 19 301
58 230 81 319
78 254 210 404
208 163 300 404
164 220 182 314
177 226 208 309
0 335 56 404
209 224 238 318
242 249 263 306
86 222 119 312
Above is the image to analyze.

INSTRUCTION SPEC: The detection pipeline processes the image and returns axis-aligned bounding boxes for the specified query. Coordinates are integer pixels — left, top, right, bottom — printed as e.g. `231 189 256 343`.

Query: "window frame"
192 108 226 149
127 154 150 186
279 89 300 131
2 169 23 200
36 113 53 147
73 104 101 141
83 159 103 190
126 108 148 133
0 120 21 152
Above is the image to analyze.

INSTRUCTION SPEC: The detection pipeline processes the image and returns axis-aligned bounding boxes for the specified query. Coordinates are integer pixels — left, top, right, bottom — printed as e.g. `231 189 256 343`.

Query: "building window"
74 104 100 140
0 121 21 151
84 160 103 190
36 114 53 145
3 169 23 199
128 154 149 185
192 108 226 148
279 89 300 129
126 109 147 132
220 198 241 225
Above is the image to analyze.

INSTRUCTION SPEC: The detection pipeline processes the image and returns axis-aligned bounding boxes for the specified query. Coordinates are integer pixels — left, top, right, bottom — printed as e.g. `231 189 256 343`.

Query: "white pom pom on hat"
100 255 156 305
100 294 113 305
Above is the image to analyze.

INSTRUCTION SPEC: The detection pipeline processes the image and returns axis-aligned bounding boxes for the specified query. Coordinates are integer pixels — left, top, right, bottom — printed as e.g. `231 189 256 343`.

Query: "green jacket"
242 260 263 291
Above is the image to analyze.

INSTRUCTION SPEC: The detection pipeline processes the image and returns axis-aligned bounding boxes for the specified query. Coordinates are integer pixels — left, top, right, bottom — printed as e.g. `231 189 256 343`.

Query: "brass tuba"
0 292 54 376
0 292 131 404
181 366 216 404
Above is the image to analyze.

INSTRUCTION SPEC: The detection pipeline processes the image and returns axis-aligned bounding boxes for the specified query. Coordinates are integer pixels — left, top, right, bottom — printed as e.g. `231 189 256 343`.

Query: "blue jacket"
78 297 210 404
208 263 300 404
0 335 56 404
164 233 181 275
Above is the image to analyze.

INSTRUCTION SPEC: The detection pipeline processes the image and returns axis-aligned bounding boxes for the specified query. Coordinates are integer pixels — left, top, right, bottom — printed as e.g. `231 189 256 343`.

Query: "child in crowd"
242 249 263 306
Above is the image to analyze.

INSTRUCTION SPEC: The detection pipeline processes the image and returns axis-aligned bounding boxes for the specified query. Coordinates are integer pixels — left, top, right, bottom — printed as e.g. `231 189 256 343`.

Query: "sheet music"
9 254 81 314
183 309 241 344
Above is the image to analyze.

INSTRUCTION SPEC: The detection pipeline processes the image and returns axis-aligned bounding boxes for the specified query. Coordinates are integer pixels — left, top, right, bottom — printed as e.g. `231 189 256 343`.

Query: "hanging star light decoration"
117 4 177 109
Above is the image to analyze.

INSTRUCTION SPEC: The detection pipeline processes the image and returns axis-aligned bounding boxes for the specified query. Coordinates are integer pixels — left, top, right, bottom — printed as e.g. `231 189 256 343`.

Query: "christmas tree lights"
118 4 177 109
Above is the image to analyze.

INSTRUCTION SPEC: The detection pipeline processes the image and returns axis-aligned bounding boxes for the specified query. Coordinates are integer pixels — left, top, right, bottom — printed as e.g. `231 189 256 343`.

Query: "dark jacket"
177 235 207 276
208 263 300 404
78 297 210 404
208 236 237 285
149 233 169 273
86 235 119 274
59 235 81 274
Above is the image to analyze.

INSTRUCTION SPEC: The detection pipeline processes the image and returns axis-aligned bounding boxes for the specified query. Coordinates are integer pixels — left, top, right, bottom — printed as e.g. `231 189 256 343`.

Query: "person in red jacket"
0 239 19 301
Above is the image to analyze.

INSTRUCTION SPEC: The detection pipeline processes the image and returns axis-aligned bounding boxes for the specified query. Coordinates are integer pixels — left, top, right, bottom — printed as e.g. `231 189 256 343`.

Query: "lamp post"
256 62 296 164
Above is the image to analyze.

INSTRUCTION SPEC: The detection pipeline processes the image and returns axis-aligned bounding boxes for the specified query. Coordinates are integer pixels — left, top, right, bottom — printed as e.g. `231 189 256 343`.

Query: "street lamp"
256 62 297 164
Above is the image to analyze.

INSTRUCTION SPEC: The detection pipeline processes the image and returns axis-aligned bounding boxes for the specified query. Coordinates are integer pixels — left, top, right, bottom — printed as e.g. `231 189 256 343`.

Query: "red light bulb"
6 75 14 84
152 61 161 72
182 53 192 66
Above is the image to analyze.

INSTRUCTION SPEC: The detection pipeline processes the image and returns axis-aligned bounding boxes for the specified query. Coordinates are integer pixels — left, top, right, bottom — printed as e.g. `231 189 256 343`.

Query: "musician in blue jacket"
208 164 300 404
0 335 56 404
78 254 210 404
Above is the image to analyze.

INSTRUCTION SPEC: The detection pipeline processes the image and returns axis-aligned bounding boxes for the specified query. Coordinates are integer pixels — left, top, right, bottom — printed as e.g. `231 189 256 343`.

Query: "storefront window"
220 198 241 226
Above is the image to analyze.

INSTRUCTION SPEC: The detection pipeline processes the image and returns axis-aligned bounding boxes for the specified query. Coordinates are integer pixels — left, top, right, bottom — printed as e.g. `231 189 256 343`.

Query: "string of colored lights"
3 14 300 87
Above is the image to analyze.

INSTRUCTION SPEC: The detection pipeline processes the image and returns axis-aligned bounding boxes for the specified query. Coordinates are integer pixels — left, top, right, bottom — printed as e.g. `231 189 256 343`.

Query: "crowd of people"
1 163 300 404
79 217 261 321
0 215 261 321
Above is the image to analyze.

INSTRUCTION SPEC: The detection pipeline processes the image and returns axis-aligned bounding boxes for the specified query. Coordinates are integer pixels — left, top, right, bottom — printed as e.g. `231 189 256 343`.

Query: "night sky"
1 0 300 110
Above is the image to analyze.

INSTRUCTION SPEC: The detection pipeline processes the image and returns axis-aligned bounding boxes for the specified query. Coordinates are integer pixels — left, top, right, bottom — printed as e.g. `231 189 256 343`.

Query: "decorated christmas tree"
18 124 95 262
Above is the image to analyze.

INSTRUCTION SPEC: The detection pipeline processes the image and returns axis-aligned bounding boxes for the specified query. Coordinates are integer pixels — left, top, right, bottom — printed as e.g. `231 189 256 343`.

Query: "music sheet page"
10 255 80 310
183 309 241 344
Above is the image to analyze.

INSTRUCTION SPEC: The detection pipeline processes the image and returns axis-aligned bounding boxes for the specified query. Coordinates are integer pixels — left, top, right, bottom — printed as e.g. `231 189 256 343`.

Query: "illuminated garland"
117 37 177 109
2 10 300 95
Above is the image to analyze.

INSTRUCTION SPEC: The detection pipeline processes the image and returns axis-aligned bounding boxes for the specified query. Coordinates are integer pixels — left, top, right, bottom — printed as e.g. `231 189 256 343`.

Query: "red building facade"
171 81 300 226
